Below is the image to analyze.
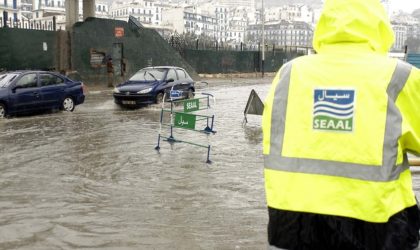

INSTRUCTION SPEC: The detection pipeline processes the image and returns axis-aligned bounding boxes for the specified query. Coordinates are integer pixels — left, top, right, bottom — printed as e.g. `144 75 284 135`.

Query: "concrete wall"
71 17 198 86
0 28 56 71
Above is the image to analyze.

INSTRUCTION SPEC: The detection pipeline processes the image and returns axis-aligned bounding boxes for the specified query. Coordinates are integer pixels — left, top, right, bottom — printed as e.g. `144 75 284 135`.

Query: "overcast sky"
389 0 420 13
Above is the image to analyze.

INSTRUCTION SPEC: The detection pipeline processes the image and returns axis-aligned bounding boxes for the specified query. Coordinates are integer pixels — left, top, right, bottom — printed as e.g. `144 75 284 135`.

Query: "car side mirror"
166 78 174 83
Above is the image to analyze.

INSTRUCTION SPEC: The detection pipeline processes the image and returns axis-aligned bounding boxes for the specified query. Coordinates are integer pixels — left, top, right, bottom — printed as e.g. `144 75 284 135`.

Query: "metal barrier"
155 85 216 163
0 15 57 31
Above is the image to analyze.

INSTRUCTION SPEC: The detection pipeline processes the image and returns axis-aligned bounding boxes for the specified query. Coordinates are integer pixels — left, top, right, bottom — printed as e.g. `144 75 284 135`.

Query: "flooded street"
2 77 420 250
0 78 271 249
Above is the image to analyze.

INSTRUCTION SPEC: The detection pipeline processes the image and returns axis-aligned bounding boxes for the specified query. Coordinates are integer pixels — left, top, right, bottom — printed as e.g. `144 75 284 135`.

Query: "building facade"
110 0 160 25
162 5 217 38
1 0 22 23
391 23 408 51
247 20 313 47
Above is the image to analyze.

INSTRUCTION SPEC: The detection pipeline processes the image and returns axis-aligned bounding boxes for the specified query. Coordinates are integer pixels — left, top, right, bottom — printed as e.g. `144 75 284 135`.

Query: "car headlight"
138 87 152 94
113 88 120 93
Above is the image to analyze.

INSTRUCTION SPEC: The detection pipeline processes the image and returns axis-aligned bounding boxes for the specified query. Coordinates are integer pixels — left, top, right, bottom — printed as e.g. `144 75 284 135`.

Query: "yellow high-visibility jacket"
263 0 420 223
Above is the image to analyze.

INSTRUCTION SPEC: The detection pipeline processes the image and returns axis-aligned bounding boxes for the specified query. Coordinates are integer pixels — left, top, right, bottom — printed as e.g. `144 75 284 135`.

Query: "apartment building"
162 5 217 38
110 0 160 25
1 0 22 23
247 19 313 47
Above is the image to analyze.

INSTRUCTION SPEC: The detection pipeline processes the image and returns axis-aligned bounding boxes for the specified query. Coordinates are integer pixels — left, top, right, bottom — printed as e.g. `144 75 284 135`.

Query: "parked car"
0 70 85 118
113 66 195 107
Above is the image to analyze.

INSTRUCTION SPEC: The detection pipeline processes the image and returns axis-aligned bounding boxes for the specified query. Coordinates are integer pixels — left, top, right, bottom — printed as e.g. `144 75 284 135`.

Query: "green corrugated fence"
407 54 420 69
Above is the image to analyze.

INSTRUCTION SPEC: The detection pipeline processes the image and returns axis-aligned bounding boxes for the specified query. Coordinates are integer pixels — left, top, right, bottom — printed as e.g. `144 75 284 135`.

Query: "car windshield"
0 73 19 87
129 68 167 82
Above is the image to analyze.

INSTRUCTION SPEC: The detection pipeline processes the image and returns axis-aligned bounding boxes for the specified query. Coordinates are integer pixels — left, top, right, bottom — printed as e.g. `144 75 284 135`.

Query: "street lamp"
261 0 265 77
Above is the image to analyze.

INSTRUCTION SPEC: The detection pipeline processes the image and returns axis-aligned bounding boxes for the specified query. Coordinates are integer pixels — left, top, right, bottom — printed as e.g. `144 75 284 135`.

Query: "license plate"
122 100 136 105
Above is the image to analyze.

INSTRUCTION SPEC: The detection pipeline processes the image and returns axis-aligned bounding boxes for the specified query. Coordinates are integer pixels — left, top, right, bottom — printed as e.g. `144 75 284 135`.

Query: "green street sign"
174 112 196 129
184 98 200 113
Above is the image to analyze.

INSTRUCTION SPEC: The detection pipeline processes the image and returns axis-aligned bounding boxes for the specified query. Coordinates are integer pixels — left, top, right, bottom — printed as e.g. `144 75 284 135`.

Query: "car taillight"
81 82 88 95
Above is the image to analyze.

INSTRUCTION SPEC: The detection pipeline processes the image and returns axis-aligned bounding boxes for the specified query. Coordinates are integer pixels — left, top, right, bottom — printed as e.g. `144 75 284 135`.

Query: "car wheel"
187 89 194 99
62 97 75 112
156 92 164 104
0 103 6 118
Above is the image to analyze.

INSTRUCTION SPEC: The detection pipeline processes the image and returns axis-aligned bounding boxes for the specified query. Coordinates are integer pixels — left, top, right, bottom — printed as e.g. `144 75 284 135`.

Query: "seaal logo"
313 89 355 132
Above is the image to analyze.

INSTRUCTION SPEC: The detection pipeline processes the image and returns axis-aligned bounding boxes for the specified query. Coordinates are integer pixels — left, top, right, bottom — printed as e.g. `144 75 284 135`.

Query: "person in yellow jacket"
262 0 420 249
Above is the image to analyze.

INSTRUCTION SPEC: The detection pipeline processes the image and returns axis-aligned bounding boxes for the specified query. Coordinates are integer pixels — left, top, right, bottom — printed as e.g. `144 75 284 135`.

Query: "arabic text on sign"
178 116 189 126
317 90 351 101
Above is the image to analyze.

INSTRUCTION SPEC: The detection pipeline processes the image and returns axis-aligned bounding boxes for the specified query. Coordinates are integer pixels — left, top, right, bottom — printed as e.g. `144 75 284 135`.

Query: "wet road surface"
2 77 420 250
0 78 271 249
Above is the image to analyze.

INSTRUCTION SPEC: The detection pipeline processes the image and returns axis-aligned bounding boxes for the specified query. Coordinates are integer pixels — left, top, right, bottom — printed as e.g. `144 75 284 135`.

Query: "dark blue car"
0 71 85 118
113 66 195 107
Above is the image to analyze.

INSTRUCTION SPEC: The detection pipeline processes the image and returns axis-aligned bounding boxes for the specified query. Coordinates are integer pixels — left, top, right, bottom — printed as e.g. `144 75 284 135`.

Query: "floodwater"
0 78 271 249
2 77 420 250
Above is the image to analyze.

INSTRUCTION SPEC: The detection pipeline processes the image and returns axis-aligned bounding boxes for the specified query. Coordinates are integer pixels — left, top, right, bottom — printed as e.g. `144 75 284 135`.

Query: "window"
4 0 7 7
166 69 177 80
0 73 18 87
40 74 64 86
176 69 186 80
16 73 37 88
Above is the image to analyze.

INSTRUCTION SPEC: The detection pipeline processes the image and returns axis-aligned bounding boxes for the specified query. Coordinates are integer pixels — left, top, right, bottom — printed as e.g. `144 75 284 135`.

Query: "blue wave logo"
313 89 355 132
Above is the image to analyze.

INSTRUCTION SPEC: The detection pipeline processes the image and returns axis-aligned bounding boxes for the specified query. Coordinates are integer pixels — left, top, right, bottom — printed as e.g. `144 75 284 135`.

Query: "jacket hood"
313 0 394 54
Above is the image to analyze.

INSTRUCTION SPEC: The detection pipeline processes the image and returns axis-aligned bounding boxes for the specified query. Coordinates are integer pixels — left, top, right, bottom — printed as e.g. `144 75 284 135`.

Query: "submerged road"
0 78 270 249
1 77 420 249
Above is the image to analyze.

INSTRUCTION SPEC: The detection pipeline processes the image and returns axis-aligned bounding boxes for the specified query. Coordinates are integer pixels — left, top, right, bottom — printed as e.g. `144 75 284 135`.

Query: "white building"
278 4 313 24
110 0 161 26
252 4 315 26
20 0 32 19
225 7 248 44
162 5 217 38
247 20 313 47
391 22 409 52
216 0 255 9
1 0 23 24
30 0 109 30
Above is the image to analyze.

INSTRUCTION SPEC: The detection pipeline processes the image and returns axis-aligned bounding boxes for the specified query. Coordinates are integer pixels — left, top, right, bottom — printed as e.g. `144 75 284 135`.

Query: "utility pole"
261 0 265 78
